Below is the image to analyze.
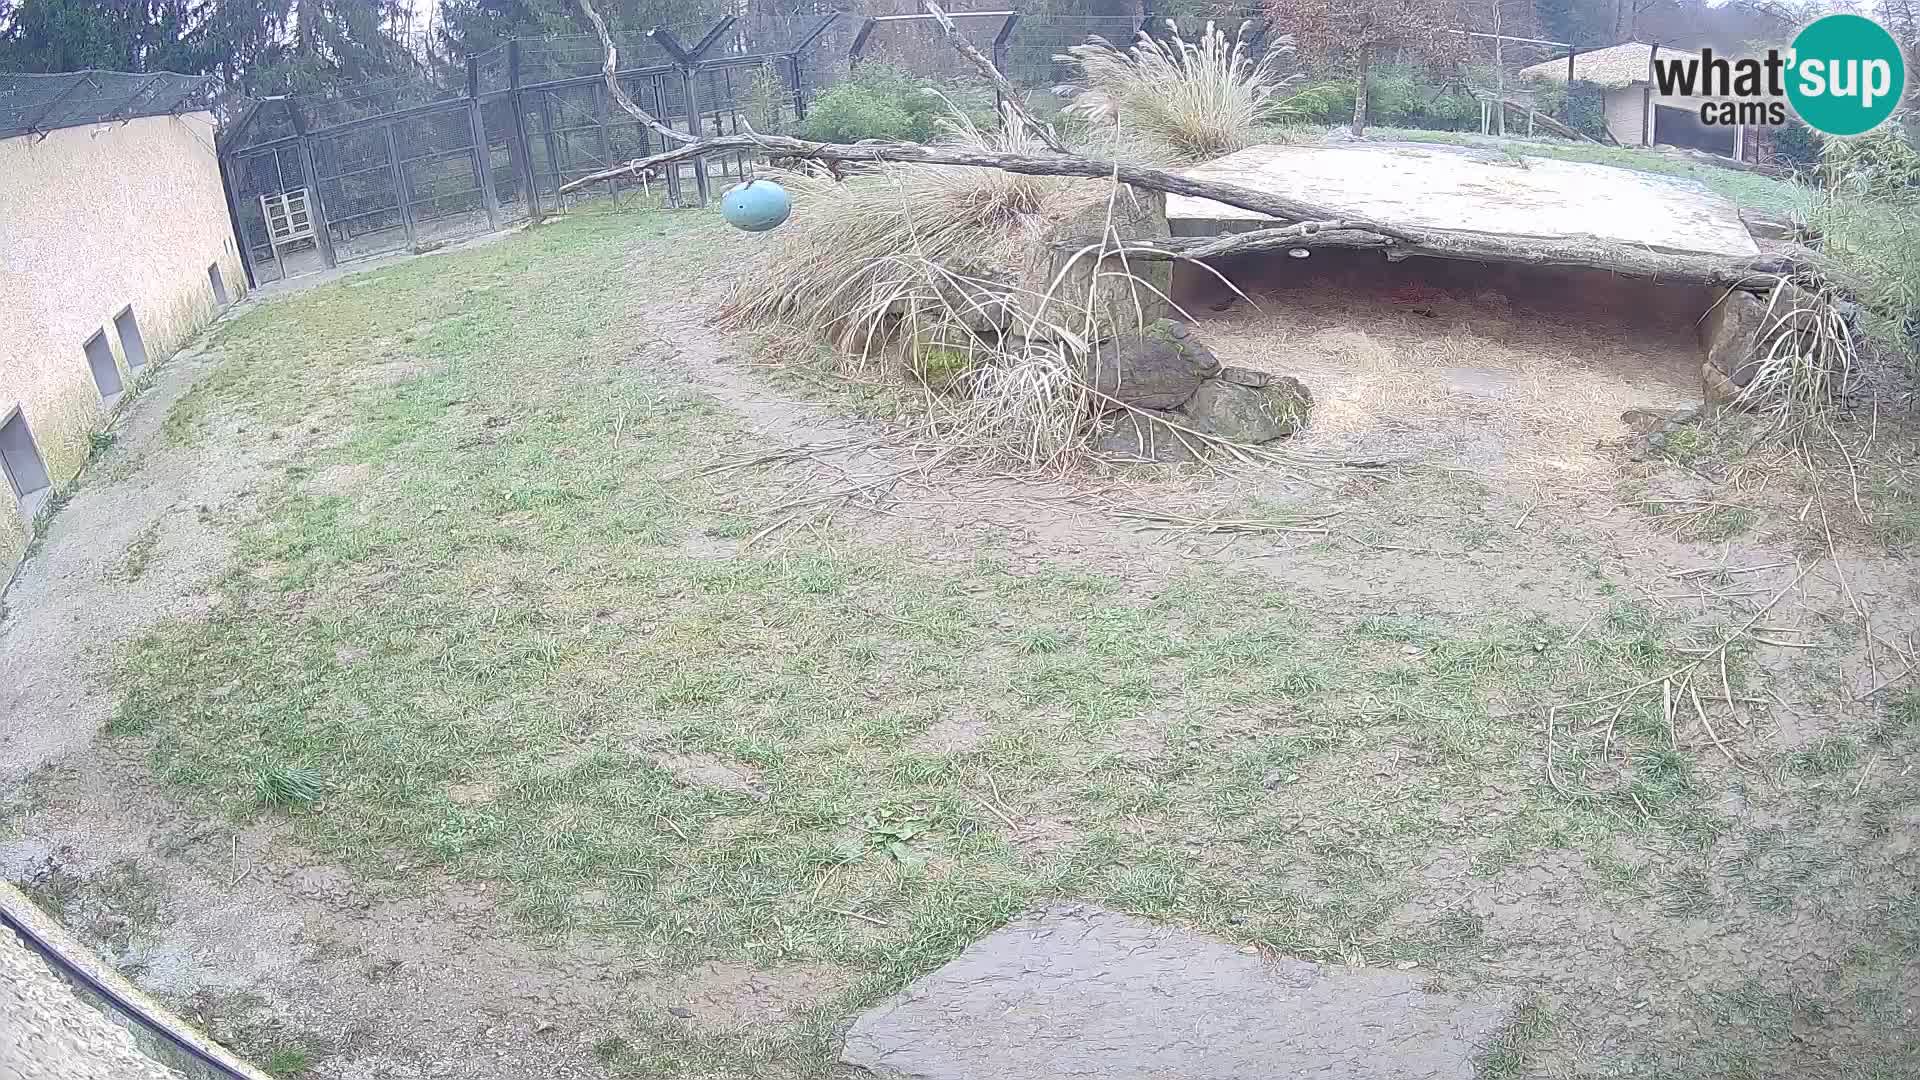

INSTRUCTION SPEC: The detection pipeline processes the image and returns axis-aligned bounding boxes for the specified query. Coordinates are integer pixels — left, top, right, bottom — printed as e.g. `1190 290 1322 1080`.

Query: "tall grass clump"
1052 20 1335 164
1735 276 1858 441
1806 119 1920 362
720 105 1095 359
720 104 1172 470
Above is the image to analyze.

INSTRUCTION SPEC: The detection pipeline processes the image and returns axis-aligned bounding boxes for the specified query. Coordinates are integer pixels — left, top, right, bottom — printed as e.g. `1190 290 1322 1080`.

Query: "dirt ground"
0 206 1915 1079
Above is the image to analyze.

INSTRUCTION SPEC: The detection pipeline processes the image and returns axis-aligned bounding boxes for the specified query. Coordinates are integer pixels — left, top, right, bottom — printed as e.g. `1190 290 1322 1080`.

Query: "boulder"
1701 362 1752 409
1217 365 1271 388
1028 186 1175 339
1091 409 1197 462
1180 375 1312 444
1739 209 1799 243
1079 319 1220 410
1698 288 1769 388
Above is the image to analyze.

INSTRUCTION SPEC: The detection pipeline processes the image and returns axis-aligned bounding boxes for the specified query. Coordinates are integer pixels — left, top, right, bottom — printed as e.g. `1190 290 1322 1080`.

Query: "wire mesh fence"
211 8 1589 288
0 70 221 141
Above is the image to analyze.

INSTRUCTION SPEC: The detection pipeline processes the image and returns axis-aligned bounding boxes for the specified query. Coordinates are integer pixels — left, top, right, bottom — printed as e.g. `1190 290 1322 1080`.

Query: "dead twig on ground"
1667 561 1789 580
1106 504 1339 535
828 907 890 927
1552 563 1816 793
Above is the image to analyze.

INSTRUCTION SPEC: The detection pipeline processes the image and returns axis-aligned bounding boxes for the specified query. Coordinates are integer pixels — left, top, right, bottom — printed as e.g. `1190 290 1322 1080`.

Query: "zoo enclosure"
214 7 1593 289
217 14 842 286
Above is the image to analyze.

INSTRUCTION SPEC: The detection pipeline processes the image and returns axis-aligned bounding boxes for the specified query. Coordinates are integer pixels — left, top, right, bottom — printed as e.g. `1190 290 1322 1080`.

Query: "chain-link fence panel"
0 70 219 140
224 144 314 284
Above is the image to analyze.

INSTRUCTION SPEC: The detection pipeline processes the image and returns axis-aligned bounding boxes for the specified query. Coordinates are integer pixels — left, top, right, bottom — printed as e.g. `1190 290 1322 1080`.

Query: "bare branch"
1110 228 1808 291
575 0 692 146
560 131 1418 238
921 0 1070 154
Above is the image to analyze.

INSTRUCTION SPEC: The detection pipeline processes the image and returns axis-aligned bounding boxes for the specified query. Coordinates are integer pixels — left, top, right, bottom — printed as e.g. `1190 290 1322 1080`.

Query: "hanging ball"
720 178 791 233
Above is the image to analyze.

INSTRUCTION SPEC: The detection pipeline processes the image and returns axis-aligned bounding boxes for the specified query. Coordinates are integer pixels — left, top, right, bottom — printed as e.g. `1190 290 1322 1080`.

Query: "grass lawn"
62 204 1920 1077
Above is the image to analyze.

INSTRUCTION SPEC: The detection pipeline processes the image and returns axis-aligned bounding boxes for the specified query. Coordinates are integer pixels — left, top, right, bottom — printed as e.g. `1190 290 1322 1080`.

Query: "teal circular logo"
1787 14 1907 136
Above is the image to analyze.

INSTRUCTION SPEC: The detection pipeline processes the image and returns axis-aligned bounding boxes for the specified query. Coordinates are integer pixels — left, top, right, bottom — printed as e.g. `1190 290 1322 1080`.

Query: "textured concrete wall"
0 112 244 571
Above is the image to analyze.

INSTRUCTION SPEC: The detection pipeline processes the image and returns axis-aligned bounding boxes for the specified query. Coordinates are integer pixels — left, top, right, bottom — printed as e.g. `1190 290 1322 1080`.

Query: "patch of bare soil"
1186 250 1709 478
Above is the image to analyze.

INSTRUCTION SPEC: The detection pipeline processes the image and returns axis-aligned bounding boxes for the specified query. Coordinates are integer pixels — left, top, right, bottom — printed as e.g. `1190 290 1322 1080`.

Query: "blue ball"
720 179 792 233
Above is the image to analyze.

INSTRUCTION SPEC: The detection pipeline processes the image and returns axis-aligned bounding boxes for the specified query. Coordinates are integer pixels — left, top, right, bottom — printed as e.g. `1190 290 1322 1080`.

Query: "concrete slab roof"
1166 142 1761 260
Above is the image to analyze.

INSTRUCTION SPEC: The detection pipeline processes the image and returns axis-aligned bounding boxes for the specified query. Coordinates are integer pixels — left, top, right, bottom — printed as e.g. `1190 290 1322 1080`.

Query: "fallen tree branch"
575 0 692 147
560 131 1421 239
1495 100 1594 143
1110 226 1812 291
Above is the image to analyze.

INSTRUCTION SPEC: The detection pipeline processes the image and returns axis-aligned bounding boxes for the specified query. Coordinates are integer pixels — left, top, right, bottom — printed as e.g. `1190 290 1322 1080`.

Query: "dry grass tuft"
721 106 1192 472
1052 21 1329 165
1733 276 1858 444
718 107 1097 361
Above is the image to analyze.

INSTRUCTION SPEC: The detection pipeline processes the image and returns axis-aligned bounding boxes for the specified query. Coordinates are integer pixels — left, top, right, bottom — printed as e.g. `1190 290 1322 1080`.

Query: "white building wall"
0 112 245 570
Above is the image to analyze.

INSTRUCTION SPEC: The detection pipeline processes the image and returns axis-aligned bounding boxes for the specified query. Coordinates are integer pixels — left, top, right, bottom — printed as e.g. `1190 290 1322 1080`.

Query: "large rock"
1091 408 1197 462
840 903 1515 1080
1180 372 1312 443
1027 185 1175 339
1079 319 1220 409
1699 287 1769 388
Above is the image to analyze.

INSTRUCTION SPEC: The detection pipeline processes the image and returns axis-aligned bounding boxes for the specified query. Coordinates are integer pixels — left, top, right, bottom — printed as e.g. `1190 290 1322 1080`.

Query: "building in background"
0 71 244 573
1519 41 1772 160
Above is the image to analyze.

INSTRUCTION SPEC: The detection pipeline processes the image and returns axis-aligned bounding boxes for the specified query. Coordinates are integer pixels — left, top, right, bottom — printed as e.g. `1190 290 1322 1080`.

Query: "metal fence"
217 14 844 287
213 6 1572 289
0 70 221 141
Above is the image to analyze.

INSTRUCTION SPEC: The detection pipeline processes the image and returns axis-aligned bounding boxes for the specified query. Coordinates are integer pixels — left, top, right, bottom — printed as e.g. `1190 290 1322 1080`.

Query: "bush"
1820 118 1920 199
1530 80 1607 140
1809 125 1920 361
800 64 962 144
1770 117 1824 167
1366 63 1479 130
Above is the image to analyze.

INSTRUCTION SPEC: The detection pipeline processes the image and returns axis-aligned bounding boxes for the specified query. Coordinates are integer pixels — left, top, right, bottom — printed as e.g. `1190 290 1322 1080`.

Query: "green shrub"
1770 117 1824 167
1809 186 1920 361
1820 118 1920 199
1287 63 1493 132
800 64 955 144
741 60 790 136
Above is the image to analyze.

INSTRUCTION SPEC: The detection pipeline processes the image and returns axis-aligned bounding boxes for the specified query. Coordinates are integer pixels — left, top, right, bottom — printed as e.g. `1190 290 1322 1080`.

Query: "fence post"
787 14 839 124
848 17 878 67
382 123 419 249
466 57 503 230
681 67 709 206
991 13 1020 113
216 151 259 290
592 79 619 203
286 101 338 268
789 54 807 121
506 40 543 220
537 91 564 205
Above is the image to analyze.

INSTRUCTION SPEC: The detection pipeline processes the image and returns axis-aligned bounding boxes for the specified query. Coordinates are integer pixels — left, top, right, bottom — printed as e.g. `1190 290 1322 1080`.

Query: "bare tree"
1270 0 1470 136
